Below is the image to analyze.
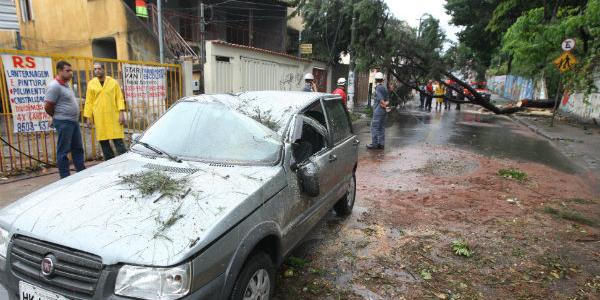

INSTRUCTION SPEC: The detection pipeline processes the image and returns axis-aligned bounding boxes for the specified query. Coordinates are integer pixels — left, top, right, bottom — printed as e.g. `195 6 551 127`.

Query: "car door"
281 111 338 250
322 97 359 199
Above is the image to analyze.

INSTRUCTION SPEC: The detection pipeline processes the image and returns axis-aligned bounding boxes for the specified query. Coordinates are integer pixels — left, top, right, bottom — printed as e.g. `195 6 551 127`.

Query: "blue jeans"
371 112 386 146
54 119 85 178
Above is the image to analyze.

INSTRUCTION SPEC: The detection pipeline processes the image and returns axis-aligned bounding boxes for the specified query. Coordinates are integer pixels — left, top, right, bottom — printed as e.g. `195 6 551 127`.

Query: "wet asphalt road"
358 104 577 174
0 101 577 299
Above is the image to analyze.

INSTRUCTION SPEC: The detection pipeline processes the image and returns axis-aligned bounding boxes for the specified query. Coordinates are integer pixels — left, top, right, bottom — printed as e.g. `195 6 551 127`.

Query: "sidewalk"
0 162 101 208
512 114 600 178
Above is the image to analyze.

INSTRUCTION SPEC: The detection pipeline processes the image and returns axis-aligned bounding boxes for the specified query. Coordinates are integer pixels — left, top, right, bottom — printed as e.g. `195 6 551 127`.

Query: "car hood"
0 153 285 266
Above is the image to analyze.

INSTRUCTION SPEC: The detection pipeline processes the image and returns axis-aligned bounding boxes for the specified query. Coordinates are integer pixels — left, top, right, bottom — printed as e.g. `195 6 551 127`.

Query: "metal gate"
0 49 182 176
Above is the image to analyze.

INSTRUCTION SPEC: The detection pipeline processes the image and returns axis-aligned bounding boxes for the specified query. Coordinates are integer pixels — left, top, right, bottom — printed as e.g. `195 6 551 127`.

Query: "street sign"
299 44 312 55
553 51 577 73
561 38 576 51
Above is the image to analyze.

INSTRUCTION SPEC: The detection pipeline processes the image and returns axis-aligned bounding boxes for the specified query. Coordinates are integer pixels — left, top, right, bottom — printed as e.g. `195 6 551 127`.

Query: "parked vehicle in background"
0 91 359 300
464 81 491 101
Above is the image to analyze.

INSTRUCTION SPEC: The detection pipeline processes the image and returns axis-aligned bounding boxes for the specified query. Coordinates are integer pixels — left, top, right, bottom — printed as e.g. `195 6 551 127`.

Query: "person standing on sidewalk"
44 61 86 178
84 63 127 160
333 77 348 106
367 72 389 150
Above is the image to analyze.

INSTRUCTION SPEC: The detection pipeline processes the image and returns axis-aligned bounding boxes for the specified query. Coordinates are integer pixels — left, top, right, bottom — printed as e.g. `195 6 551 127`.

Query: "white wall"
560 78 600 123
204 41 330 94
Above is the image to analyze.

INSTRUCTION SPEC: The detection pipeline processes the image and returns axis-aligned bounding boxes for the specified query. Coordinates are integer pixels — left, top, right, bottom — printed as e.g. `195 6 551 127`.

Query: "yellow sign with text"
299 44 312 54
553 51 577 73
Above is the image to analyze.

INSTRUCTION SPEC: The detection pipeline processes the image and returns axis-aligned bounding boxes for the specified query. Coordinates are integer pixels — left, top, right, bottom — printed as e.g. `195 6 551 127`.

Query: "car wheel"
230 251 275 300
334 173 356 216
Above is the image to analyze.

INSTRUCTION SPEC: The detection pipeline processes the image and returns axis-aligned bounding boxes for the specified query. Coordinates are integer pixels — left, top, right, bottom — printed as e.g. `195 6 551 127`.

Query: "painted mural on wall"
488 75 535 101
560 78 600 123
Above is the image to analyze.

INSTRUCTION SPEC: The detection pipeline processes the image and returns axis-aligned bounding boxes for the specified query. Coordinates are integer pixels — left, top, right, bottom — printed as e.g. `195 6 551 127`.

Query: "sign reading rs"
11 56 37 69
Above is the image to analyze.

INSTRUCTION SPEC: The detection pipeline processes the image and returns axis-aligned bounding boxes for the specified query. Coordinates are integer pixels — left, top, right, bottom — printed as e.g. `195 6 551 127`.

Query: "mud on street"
274 107 600 300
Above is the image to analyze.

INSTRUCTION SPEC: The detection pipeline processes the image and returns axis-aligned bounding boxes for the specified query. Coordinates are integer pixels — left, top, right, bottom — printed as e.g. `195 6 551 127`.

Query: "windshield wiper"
133 140 182 163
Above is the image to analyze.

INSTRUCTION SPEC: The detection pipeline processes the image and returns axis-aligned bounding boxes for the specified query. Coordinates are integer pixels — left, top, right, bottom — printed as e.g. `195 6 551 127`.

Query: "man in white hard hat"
367 72 389 150
302 73 317 92
332 77 348 106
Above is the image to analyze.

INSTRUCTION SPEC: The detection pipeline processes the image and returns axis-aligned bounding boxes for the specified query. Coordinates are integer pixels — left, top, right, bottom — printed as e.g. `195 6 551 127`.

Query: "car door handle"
352 139 360 146
328 154 337 162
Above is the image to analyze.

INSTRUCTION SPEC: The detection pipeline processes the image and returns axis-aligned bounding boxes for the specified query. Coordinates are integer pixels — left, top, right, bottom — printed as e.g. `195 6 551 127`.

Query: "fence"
0 49 182 176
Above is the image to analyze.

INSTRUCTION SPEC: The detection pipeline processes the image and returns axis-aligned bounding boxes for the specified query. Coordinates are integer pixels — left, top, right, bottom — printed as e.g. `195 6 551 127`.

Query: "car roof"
181 91 338 136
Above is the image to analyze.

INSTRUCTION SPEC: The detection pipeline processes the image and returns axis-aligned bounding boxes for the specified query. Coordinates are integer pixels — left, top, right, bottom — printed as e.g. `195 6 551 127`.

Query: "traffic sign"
561 38 575 51
299 44 312 54
553 51 577 73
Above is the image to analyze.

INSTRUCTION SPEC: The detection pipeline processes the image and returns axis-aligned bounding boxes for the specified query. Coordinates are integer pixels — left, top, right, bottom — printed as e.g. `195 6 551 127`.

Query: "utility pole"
200 2 205 64
347 2 357 111
298 30 302 57
157 0 164 63
249 9 254 47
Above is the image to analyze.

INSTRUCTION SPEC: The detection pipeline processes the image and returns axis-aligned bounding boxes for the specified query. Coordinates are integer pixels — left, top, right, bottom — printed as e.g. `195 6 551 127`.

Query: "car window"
323 98 352 144
132 101 281 164
292 116 327 163
303 101 327 127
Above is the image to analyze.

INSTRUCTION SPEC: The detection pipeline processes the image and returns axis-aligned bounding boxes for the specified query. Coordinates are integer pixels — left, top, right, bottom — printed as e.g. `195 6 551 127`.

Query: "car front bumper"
0 256 225 300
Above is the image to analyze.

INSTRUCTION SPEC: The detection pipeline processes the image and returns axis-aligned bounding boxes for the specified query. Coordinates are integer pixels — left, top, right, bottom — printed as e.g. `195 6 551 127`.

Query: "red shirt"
333 88 347 106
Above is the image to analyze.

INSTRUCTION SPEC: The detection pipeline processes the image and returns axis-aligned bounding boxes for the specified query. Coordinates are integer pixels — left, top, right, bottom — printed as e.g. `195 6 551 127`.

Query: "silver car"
0 91 359 300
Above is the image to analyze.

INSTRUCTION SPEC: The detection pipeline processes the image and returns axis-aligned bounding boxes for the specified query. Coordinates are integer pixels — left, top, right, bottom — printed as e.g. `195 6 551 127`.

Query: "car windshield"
132 101 282 164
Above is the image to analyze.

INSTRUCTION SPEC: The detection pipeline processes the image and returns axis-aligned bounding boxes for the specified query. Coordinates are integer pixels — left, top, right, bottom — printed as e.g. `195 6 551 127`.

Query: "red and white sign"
122 64 167 101
1 54 53 133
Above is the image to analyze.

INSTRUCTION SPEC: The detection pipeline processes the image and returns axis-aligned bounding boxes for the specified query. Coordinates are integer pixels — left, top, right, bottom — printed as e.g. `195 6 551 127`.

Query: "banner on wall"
122 64 168 124
122 64 167 101
1 54 53 133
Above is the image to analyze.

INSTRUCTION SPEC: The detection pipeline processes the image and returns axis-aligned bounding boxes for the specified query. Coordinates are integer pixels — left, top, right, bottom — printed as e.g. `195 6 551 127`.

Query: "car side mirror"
296 161 320 197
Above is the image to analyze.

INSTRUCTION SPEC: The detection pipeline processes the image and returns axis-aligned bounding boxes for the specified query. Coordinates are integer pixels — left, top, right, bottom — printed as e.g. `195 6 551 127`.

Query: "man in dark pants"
366 72 389 150
44 61 86 178
418 83 426 109
425 80 434 111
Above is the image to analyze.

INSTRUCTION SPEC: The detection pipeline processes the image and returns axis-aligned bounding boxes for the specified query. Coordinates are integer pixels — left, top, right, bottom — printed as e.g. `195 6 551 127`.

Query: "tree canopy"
291 0 598 113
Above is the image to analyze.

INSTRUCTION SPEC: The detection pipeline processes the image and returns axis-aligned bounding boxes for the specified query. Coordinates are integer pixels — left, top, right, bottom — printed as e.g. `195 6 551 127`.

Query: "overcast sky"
385 0 461 43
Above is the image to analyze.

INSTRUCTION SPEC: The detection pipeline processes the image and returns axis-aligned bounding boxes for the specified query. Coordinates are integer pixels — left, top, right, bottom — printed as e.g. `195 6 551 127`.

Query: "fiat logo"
41 255 55 276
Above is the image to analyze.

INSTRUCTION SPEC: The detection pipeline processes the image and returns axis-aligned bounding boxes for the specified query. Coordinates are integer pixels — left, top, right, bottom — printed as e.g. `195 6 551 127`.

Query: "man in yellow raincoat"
84 63 127 160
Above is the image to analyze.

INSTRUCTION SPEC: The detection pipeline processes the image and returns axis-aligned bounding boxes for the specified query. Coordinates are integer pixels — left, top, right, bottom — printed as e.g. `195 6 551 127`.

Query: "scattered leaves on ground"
498 168 527 181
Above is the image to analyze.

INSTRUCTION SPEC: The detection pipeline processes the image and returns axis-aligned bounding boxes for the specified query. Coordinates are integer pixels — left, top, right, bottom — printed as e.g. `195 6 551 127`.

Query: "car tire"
229 251 275 300
334 173 356 216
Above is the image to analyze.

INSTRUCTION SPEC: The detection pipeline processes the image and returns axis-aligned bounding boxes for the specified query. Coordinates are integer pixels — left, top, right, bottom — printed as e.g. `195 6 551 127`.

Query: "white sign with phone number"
1 54 53 133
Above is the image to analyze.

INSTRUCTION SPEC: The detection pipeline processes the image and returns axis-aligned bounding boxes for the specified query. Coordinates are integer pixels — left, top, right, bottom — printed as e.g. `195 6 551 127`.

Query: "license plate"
19 281 69 300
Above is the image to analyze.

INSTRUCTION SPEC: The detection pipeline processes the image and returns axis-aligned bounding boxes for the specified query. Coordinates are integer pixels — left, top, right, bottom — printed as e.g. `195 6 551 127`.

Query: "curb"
510 116 556 140
510 116 581 143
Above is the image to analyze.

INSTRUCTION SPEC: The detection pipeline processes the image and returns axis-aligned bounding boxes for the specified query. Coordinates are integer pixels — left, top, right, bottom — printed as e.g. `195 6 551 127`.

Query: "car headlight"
115 262 191 300
0 227 9 258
